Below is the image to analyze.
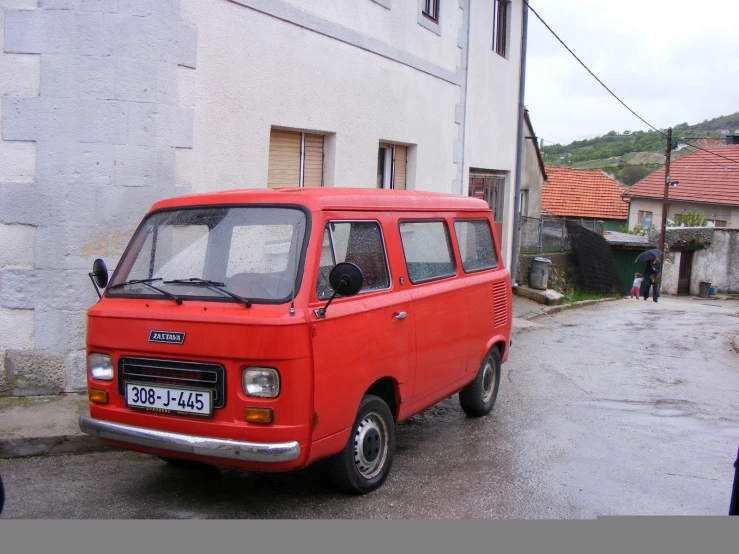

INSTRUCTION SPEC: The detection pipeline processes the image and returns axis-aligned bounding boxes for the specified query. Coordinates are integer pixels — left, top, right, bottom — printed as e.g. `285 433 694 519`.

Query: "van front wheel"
328 394 396 494
459 347 501 417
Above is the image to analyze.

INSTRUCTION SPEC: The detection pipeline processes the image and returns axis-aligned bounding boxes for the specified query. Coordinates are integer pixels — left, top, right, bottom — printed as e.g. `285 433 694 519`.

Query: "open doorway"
677 251 693 295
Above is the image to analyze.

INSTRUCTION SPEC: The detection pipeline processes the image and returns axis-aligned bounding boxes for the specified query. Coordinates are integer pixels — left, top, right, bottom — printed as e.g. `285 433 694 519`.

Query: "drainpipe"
509 0 529 286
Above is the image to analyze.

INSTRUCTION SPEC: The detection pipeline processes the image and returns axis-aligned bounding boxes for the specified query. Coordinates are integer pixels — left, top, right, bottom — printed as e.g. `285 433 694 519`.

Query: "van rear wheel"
328 394 396 494
459 346 501 417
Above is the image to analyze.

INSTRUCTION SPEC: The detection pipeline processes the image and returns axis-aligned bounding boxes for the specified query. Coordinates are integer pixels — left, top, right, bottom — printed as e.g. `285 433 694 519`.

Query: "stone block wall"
516 252 578 292
0 0 197 395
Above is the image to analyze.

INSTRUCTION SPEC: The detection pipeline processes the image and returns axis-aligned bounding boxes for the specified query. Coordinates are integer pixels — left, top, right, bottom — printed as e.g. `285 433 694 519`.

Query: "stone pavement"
0 392 111 458
4 294 729 460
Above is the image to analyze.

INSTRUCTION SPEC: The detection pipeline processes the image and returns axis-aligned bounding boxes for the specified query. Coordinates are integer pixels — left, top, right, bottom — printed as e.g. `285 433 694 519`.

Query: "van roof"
150 187 492 213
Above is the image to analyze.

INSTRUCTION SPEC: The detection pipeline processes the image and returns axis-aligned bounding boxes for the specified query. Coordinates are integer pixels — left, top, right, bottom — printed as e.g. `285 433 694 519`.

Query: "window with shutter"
377 142 408 190
267 129 324 188
394 145 407 190
303 134 324 188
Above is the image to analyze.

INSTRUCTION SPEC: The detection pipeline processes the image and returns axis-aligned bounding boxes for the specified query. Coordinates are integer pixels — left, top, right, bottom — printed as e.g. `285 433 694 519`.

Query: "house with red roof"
542 166 629 231
622 144 739 229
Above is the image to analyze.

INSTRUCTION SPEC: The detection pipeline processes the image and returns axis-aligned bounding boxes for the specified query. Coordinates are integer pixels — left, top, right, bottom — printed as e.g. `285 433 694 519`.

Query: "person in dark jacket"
641 257 662 302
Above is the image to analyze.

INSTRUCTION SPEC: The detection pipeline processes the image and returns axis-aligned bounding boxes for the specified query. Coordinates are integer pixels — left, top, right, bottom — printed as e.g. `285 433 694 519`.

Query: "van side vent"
492 281 508 328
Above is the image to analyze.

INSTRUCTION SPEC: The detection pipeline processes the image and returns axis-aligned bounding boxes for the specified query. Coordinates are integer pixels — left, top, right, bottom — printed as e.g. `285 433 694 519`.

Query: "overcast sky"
524 0 739 146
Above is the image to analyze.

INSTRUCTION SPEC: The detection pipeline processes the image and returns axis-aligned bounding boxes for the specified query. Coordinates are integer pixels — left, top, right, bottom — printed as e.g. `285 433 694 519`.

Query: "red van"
80 188 512 493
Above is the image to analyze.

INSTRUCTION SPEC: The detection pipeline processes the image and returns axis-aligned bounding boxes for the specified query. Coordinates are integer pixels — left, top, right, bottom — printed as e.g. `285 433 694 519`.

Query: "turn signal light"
88 389 109 404
243 407 273 424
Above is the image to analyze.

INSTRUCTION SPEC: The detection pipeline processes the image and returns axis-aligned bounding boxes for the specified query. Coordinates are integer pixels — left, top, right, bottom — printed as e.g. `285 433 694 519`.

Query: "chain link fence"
519 216 603 254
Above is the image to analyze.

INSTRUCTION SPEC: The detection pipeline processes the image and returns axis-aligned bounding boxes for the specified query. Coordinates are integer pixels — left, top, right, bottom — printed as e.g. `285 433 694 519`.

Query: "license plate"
125 383 213 417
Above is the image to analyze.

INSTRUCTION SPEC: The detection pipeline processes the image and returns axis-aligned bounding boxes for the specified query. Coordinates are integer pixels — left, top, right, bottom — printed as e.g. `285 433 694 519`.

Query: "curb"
0 434 113 459
528 297 620 319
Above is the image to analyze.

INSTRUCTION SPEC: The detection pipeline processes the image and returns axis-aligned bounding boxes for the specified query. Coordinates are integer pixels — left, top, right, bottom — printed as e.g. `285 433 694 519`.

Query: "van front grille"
118 357 226 409
493 281 509 328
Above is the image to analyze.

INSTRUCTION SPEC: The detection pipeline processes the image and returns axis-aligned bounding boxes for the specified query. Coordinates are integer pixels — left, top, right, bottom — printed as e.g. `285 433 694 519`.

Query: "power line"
524 1 739 173
676 139 739 165
675 143 739 171
523 0 663 136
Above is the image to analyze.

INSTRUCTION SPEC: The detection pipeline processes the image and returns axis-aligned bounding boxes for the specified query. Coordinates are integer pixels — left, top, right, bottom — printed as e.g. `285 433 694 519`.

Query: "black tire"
459 346 501 417
328 394 396 494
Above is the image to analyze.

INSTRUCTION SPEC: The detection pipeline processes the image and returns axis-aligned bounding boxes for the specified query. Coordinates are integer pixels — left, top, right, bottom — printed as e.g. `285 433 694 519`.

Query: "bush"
672 209 708 227
617 224 650 236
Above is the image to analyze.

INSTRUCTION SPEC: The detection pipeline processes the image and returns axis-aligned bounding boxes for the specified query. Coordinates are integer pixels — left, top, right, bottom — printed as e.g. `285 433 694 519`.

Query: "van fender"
308 377 403 464
481 335 509 364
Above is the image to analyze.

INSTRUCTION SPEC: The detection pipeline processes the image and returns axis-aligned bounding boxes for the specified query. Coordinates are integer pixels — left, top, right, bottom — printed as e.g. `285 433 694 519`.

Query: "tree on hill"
621 165 652 186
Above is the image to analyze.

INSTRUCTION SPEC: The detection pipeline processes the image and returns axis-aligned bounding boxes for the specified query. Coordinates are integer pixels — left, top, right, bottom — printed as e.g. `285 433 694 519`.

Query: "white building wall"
0 0 40 393
276 0 462 72
662 229 739 295
629 198 738 229
464 0 522 268
0 0 197 394
0 0 522 395
177 0 461 194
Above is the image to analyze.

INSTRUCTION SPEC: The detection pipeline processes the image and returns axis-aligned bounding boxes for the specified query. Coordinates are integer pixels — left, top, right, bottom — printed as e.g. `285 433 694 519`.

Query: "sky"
524 0 739 146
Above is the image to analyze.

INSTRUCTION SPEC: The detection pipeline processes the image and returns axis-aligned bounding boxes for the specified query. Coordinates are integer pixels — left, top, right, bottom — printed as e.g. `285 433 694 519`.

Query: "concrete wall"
662 229 739 295
0 0 197 394
0 0 522 395
516 252 577 292
628 197 739 229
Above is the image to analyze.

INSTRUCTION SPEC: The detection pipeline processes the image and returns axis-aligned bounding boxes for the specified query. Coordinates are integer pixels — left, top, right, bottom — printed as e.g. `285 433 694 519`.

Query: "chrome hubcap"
353 411 388 479
481 359 495 404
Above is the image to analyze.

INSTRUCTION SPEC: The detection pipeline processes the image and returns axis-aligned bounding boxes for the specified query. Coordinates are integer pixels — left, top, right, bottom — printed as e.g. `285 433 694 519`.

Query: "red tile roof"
542 166 628 220
623 145 739 206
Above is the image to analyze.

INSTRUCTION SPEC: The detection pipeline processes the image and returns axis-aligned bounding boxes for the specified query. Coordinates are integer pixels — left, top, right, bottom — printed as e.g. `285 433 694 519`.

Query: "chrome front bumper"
78 415 301 463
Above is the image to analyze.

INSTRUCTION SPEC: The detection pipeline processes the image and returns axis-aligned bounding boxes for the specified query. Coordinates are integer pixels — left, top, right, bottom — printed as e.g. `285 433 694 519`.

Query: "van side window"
453 219 499 273
399 221 456 283
316 221 390 299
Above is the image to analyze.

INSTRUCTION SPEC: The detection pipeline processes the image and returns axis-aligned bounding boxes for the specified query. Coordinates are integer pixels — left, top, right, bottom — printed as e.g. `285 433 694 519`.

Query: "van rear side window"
399 221 456 283
454 219 499 272
316 221 390 299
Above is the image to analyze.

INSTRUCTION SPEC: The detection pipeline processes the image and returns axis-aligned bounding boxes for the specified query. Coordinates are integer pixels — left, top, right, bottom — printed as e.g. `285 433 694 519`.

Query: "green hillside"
541 112 739 185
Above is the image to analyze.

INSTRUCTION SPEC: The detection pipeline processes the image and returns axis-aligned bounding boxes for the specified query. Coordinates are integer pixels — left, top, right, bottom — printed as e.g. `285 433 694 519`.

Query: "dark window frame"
398 219 458 285
453 218 500 274
493 0 509 58
422 0 440 22
469 173 506 223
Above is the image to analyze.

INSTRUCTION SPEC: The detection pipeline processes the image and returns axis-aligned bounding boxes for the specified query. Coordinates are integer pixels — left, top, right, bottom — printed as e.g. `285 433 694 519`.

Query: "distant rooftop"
542 166 628 220
623 145 739 207
603 230 653 247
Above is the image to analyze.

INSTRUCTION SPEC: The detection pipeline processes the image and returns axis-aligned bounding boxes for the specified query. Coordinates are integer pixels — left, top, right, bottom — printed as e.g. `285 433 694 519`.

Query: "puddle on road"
589 398 699 418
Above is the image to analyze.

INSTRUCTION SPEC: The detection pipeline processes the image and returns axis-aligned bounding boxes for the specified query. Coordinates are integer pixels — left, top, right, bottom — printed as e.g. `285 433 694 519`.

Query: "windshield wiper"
107 278 183 305
163 278 253 308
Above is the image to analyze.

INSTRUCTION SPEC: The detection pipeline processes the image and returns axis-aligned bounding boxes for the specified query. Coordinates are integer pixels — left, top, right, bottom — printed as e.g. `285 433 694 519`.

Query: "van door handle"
393 311 407 320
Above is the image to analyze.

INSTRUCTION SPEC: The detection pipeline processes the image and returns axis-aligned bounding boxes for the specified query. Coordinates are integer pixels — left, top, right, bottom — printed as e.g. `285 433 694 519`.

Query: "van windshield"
107 206 308 304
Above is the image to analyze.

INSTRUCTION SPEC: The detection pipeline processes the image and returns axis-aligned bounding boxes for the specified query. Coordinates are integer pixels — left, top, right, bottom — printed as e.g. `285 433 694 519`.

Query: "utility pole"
659 127 673 253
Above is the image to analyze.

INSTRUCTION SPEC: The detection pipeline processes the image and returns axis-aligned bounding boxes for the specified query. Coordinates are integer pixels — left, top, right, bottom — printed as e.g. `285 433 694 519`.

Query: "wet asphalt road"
1 296 738 519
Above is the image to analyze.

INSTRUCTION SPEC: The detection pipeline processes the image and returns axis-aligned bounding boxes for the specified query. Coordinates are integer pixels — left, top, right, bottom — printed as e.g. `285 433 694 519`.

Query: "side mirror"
89 258 109 299
92 259 108 288
315 262 364 318
328 262 363 296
